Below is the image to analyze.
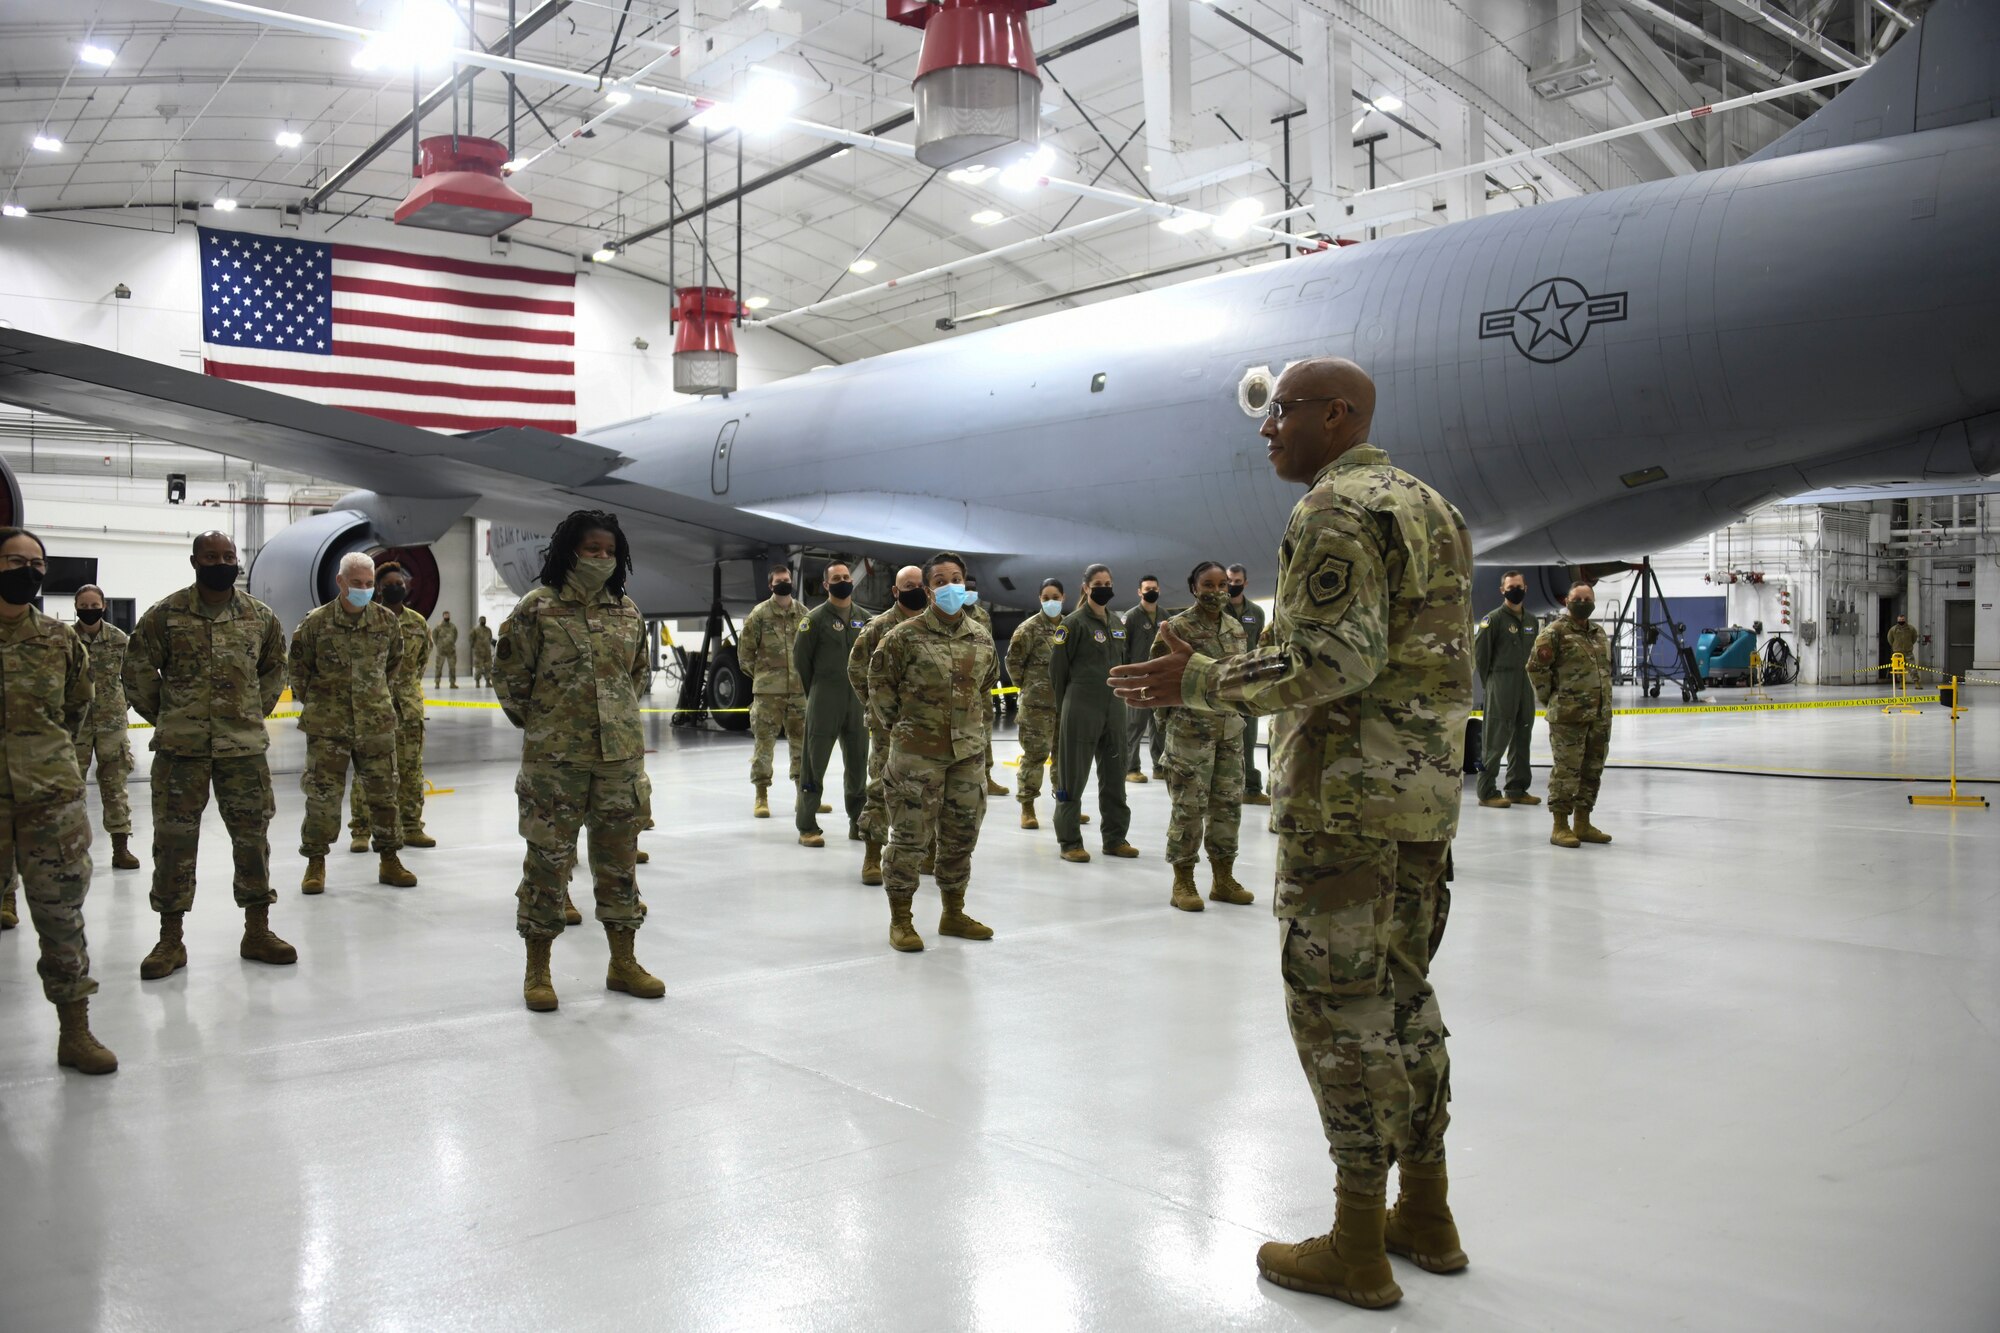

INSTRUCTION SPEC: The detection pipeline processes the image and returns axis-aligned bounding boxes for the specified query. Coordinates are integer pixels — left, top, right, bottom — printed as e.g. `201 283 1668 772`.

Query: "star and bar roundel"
1479 277 1629 364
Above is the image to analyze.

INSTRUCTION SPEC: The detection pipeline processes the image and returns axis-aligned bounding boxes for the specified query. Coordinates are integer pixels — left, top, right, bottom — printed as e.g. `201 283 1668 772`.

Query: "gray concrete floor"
2 685 1997 1331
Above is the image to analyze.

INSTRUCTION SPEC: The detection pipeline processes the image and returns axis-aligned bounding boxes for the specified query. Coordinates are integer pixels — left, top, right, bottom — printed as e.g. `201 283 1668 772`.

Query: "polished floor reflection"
3 690 1997 1331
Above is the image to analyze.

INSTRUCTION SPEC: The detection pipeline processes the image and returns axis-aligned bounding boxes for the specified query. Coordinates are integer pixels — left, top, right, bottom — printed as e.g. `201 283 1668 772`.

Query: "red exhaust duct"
673 287 740 396
889 0 1052 170
394 135 532 237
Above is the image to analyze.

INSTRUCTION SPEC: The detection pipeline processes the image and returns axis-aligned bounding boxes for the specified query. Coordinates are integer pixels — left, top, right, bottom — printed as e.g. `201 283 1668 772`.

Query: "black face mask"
75 606 106 625
897 588 927 611
828 580 854 600
0 565 44 607
1089 586 1116 606
1503 587 1525 605
773 582 794 599
380 584 409 605
1227 583 1245 599
1141 589 1159 604
195 563 240 592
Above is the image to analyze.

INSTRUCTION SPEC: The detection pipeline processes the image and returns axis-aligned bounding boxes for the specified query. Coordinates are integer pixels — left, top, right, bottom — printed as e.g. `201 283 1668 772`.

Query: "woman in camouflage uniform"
1154 562 1255 912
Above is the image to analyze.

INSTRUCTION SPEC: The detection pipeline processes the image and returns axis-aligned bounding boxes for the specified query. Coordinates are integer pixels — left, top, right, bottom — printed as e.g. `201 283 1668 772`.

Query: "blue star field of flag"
198 227 334 355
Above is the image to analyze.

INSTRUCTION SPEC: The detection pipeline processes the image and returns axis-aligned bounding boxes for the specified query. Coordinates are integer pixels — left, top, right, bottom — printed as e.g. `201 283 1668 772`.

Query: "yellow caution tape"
1473 694 1938 720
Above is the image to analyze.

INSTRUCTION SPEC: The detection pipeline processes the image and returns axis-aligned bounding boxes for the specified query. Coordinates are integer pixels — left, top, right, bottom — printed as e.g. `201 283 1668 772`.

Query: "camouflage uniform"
849 602 924 843
350 604 431 842
1181 444 1473 1197
739 596 805 787
1527 615 1614 817
1886 621 1917 669
1122 601 1168 776
73 621 136 835
1048 604 1132 852
794 599 872 836
1153 605 1247 867
124 586 289 912
431 618 459 687
1474 603 1538 801
1005 611 1062 804
967 600 1003 785
868 607 998 909
0 608 98 1004
470 619 495 686
494 583 650 940
289 599 403 856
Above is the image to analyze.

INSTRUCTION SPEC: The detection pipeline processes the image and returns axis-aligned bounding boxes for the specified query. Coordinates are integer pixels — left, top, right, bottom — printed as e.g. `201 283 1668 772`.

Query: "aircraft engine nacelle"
247 510 441 631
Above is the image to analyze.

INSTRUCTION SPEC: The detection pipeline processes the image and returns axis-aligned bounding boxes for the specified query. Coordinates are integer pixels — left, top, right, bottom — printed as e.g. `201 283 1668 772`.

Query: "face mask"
1089 586 1115 606
75 607 105 625
0 565 44 606
380 584 408 605
932 583 970 615
963 590 979 607
195 563 240 592
1141 589 1159 604
345 587 375 610
1503 587 1525 605
1042 599 1063 618
1196 590 1227 612
828 580 854 600
1569 599 1594 619
773 581 794 599
569 556 615 595
897 587 927 612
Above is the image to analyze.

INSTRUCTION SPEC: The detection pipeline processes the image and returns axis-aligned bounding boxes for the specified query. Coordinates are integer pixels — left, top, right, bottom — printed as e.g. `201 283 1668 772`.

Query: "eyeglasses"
0 554 48 572
1266 396 1341 421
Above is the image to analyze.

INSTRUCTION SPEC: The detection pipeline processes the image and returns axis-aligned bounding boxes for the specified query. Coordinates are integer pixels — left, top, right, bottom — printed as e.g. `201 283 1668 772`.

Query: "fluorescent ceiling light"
970 209 1004 226
1159 211 1211 235
749 0 782 9
743 295 771 310
31 135 61 152
832 148 850 158
1 204 27 218
275 130 304 148
1211 196 1264 240
948 164 997 184
353 0 459 72
1372 93 1403 113
999 144 1054 190
80 44 116 67
592 245 618 263
848 258 877 274
214 197 239 212
502 159 526 173
605 89 633 106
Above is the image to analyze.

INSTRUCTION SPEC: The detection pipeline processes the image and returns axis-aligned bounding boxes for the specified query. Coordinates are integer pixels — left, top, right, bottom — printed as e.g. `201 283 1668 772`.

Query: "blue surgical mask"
345 587 374 609
963 590 979 607
933 583 970 615
1041 600 1063 618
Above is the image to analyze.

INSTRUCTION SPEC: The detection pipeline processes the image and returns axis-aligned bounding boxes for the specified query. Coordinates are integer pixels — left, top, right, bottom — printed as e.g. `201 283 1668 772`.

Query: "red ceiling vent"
673 287 740 396
394 135 532 237
889 0 1052 170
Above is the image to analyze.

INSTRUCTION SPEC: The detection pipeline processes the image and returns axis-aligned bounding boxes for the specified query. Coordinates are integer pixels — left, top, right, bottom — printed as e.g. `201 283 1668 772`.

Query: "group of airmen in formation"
1 354 1640 1312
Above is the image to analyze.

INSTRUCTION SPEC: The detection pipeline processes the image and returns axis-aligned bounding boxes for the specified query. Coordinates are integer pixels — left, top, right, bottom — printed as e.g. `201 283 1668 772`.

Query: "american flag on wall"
196 226 577 434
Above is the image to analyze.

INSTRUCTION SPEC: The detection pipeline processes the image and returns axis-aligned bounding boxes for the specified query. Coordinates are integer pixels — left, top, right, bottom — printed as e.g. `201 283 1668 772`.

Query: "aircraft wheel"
707 645 752 732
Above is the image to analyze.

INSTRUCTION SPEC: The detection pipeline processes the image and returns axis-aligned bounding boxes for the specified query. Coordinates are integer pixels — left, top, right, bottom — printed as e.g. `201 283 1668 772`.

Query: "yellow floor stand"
1909 676 1987 809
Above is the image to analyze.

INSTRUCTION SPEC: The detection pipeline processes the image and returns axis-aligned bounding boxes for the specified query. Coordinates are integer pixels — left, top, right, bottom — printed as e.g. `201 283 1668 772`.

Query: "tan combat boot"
848 821 863 843
1170 864 1204 913
1209 857 1255 906
1105 842 1140 858
1126 770 1147 784
984 776 1008 796
139 912 187 979
1244 791 1271 807
348 832 369 853
404 829 438 848
0 882 16 929
111 834 141 870
1477 796 1511 808
55 999 118 1075
605 926 666 998
1256 1190 1402 1309
1574 809 1613 844
753 785 771 818
1509 792 1542 806
562 888 583 927
799 831 825 848
1019 801 1039 830
1550 811 1581 849
378 852 418 887
861 839 884 886
937 889 993 940
523 937 558 1011
635 848 650 864
239 904 298 965
301 856 326 895
1384 1161 1469 1274
888 896 925 952
818 801 833 814
1060 846 1092 863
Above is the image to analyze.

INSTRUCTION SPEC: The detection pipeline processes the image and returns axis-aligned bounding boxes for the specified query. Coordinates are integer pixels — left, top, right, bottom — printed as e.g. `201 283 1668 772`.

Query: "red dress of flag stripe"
197 227 577 434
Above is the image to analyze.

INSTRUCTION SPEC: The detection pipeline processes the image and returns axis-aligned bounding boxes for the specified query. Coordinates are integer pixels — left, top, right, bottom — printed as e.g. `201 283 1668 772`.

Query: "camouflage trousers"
1 793 97 1004
1162 717 1244 867
433 650 458 687
1277 832 1453 1197
1547 716 1612 815
150 752 276 913
515 758 648 940
349 719 427 840
1014 704 1054 802
882 748 986 901
300 736 400 856
472 650 493 686
749 693 805 787
75 728 135 835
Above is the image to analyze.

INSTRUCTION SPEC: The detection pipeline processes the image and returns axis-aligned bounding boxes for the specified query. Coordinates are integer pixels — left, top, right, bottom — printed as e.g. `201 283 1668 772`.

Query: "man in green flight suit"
794 559 871 848
1048 564 1139 863
1228 563 1270 806
1123 574 1167 782
1473 570 1542 809
739 565 806 818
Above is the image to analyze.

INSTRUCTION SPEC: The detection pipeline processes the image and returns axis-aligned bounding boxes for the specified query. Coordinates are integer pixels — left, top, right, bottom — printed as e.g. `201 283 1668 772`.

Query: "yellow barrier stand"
1909 676 1988 810
1883 654 1921 714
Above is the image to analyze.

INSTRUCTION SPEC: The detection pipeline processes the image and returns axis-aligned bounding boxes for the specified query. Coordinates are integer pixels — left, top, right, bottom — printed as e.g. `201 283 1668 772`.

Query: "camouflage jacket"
1528 615 1613 726
288 599 403 741
849 604 923 732
432 620 459 653
1182 445 1474 851
0 607 92 804
1153 606 1246 742
1474 604 1537 680
869 606 998 761
1048 605 1129 707
470 622 495 661
75 621 132 735
1887 623 1917 658
389 606 431 720
739 597 805 696
124 586 288 757
1005 611 1063 714
494 584 648 764
794 600 872 702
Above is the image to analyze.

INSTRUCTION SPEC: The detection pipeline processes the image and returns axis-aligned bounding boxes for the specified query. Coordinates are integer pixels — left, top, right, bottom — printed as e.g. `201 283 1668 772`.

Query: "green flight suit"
1229 596 1268 795
1474 602 1537 800
1048 603 1131 851
794 599 872 836
1122 601 1167 776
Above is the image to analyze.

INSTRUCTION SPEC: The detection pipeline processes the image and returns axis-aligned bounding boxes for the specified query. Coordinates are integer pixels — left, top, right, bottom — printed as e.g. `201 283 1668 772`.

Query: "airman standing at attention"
1227 563 1271 807
1113 357 1473 1310
69 584 142 870
1048 564 1138 863
0 527 117 1074
494 509 662 1012
125 531 296 981
740 565 806 818
849 565 927 885
1006 579 1066 829
347 562 434 854
1886 613 1918 674
290 551 416 894
964 575 1010 797
1473 570 1542 810
868 551 999 953
1154 561 1252 912
794 560 871 848
470 614 495 687
431 611 459 688
1123 574 1167 783
1528 581 1615 849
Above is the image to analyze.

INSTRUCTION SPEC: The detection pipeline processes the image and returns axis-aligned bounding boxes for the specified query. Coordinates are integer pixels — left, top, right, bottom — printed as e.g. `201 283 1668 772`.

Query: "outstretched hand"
1110 623 1192 708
